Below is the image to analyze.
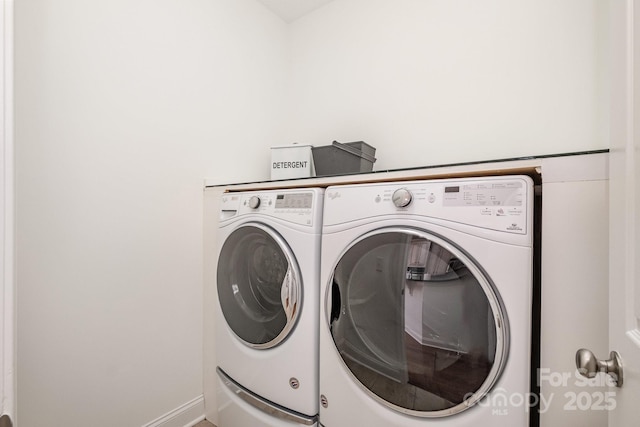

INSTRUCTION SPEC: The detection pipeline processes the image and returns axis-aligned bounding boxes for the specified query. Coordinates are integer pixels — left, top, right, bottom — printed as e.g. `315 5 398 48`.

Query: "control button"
392 188 412 208
428 193 436 203
248 196 261 209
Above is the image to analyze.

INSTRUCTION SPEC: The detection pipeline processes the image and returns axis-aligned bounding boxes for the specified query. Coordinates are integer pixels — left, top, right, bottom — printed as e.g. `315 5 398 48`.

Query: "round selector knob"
392 188 412 208
248 196 261 209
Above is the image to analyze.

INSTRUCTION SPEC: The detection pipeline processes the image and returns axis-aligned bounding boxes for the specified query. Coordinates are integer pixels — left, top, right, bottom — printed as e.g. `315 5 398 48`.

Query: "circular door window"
327 228 508 417
217 223 301 349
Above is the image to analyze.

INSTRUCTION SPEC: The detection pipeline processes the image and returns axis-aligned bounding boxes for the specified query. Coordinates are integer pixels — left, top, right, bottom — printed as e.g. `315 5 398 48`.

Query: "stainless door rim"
323 225 510 418
220 222 303 349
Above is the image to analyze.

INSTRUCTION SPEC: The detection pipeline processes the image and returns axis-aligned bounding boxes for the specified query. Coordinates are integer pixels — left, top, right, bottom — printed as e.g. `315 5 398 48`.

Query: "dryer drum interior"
218 223 302 349
328 228 508 417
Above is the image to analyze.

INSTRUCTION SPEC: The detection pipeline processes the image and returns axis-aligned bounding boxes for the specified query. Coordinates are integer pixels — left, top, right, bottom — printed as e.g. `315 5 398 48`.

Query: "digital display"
275 193 313 209
444 186 460 193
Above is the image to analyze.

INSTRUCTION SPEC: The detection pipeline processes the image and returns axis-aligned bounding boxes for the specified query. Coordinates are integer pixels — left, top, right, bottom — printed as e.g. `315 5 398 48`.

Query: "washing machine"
318 176 534 426
215 188 323 427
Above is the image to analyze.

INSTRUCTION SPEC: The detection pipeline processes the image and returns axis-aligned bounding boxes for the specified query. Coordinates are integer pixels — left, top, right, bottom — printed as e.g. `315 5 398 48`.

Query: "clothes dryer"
215 188 323 426
319 176 534 426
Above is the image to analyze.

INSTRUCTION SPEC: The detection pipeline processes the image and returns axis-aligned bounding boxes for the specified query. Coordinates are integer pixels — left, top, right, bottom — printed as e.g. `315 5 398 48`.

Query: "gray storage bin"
312 141 376 176
344 141 376 159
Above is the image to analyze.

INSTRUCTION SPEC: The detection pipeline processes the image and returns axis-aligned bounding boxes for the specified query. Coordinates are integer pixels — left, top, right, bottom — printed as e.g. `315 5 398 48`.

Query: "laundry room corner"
11 0 623 425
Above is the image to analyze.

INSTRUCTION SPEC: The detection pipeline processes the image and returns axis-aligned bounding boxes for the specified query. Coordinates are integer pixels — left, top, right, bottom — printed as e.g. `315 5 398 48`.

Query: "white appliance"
215 188 323 427
318 176 534 426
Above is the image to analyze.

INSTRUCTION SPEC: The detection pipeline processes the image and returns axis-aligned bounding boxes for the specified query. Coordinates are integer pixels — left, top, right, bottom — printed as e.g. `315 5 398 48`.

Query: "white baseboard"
142 395 205 427
404 325 422 344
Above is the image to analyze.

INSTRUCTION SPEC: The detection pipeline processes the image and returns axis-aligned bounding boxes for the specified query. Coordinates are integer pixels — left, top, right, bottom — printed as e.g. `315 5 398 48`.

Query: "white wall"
14 0 288 426
289 0 610 169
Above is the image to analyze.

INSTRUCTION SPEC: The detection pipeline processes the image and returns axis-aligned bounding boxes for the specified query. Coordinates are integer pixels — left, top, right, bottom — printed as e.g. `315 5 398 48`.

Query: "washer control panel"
220 191 318 227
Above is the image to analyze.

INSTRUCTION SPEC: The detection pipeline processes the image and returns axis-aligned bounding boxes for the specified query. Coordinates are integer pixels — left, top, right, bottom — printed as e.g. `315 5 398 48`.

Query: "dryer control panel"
323 176 533 235
441 181 524 207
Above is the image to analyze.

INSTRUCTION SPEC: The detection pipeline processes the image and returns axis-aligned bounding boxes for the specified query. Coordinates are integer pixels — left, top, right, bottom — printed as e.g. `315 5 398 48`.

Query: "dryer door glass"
328 229 508 417
218 224 301 349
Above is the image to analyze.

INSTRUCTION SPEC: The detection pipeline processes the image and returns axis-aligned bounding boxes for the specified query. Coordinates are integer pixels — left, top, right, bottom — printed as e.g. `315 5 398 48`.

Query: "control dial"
248 196 261 209
392 188 412 208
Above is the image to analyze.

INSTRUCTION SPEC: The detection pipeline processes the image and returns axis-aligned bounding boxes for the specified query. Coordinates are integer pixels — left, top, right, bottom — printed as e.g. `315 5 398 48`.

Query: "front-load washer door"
327 227 508 417
218 223 302 349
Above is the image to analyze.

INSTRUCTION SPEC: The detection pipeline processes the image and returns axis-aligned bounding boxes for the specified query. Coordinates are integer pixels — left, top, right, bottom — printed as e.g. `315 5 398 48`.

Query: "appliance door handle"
217 367 317 425
281 266 298 322
330 278 341 323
